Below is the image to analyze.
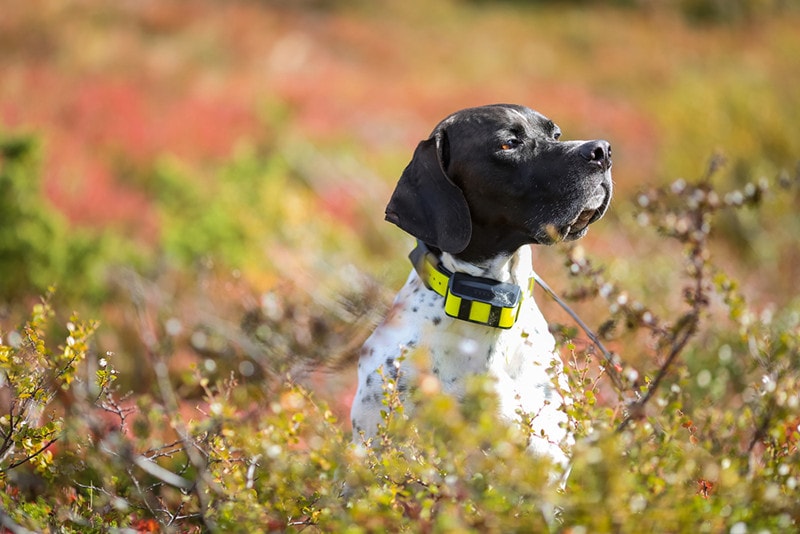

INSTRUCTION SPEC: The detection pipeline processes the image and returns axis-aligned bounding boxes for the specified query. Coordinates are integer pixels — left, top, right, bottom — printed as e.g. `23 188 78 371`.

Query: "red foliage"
130 517 160 533
0 1 660 240
0 67 258 240
696 478 715 499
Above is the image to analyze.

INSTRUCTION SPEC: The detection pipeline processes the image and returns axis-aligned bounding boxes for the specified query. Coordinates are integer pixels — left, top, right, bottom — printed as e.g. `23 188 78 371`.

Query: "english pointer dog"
350 104 612 465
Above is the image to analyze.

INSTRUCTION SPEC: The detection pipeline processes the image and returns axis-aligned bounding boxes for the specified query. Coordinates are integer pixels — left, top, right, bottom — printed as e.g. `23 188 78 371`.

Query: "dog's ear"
385 131 472 254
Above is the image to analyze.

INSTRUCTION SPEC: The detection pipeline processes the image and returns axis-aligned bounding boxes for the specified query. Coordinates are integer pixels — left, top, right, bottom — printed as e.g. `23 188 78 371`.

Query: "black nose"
579 140 612 171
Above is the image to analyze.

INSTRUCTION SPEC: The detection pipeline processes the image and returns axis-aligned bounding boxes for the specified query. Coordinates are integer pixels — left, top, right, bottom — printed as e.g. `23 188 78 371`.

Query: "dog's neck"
439 245 533 285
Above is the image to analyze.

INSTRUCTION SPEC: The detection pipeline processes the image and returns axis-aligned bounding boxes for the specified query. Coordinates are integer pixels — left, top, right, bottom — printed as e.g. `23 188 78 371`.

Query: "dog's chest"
353 267 569 463
362 270 559 404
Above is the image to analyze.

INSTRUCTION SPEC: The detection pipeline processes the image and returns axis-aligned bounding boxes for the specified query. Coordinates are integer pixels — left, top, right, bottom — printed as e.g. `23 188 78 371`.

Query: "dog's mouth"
565 208 599 235
561 208 600 239
559 182 611 240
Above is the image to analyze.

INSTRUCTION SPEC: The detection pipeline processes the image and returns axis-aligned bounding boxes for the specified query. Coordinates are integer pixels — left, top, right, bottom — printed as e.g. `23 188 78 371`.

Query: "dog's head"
386 103 613 262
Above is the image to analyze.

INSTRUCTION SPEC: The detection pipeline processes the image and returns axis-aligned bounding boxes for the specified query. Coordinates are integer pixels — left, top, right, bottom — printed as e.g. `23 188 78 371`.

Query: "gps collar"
409 241 525 329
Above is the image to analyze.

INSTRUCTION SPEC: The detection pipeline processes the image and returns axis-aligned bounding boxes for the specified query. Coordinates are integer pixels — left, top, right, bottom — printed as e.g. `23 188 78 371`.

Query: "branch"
617 234 706 432
0 406 16 458
0 508 36 534
532 272 626 394
150 348 220 532
616 312 699 432
132 454 193 490
3 436 58 472
747 400 775 453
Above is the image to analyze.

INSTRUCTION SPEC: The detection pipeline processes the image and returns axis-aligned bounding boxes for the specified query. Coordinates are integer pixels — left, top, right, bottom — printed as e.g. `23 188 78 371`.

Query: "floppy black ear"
385 132 472 254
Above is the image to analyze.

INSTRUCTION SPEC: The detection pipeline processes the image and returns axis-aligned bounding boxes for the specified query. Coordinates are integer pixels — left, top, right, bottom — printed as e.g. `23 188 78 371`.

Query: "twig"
616 214 708 432
0 404 15 459
532 272 625 394
0 508 36 534
4 436 58 471
616 313 699 432
747 401 775 453
122 268 222 531
151 350 221 532
132 454 193 490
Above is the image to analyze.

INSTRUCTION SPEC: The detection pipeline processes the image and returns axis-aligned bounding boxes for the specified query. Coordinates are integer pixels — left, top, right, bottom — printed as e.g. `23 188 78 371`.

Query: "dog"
350 104 612 465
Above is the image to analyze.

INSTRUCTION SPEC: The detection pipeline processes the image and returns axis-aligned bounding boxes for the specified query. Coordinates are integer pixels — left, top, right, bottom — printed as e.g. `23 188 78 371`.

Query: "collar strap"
409 241 525 329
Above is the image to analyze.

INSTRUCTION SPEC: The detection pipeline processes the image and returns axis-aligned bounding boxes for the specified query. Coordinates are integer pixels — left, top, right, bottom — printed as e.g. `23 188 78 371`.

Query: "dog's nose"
579 140 612 171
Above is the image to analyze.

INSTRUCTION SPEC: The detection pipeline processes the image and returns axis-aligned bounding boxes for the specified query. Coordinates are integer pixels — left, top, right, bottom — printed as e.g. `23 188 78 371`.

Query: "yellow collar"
409 241 526 329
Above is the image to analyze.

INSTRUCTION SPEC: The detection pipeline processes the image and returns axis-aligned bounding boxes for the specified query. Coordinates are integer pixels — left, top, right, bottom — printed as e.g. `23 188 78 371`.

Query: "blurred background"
1 0 799 419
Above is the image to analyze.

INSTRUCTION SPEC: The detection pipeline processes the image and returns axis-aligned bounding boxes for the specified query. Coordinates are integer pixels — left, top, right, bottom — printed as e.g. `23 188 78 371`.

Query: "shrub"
1 157 799 532
0 135 65 302
0 134 134 305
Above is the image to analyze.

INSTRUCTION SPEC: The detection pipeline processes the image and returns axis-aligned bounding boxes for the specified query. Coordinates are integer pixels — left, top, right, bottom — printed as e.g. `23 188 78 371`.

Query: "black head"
385 103 613 262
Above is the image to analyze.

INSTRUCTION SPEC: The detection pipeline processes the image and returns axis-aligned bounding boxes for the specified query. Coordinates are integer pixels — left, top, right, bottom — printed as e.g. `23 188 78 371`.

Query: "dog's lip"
562 208 598 237
560 182 611 238
571 208 599 231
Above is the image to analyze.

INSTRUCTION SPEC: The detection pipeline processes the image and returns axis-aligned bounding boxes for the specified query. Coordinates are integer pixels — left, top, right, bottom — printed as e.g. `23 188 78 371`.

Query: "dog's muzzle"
562 179 612 239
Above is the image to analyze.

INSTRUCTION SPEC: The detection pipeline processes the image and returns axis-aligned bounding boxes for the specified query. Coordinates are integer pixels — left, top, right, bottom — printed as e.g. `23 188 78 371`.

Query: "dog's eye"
500 139 521 151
